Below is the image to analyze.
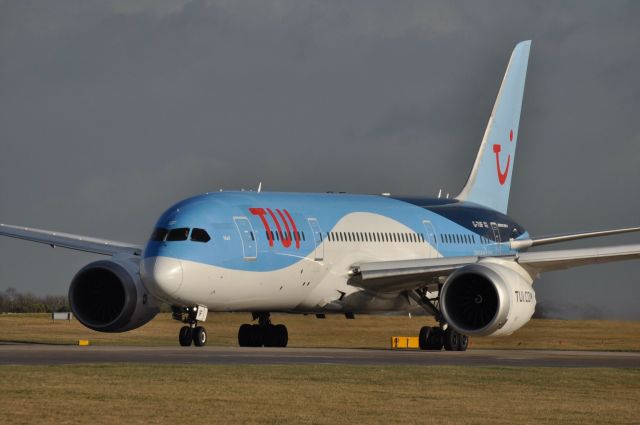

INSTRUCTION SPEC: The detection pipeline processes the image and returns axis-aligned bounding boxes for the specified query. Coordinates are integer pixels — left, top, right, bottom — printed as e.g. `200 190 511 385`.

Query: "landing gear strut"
172 305 208 347
238 313 288 347
410 288 469 352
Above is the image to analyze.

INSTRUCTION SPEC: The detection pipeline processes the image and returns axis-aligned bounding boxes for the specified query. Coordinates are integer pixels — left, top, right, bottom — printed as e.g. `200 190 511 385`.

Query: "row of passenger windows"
150 226 494 247
440 233 494 245
325 231 425 243
264 230 306 242
150 227 211 243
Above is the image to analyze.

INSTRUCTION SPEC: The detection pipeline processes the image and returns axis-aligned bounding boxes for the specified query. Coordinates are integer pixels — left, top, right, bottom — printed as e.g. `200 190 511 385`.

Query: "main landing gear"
418 326 468 351
238 313 288 347
409 288 469 352
173 305 208 347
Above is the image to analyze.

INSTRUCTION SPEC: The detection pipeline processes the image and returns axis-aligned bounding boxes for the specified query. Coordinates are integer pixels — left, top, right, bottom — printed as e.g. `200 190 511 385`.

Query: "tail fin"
456 40 531 213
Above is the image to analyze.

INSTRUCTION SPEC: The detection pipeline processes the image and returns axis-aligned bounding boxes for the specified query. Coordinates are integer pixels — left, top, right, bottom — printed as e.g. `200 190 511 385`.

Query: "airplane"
3 40 640 351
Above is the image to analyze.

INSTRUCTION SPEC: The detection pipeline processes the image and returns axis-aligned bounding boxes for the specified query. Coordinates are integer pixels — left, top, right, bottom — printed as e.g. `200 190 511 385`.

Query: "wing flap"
350 242 640 293
349 256 479 293
517 244 640 272
0 223 142 256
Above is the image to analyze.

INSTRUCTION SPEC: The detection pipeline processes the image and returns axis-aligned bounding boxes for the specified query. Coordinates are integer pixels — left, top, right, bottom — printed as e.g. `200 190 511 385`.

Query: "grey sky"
1 0 639 319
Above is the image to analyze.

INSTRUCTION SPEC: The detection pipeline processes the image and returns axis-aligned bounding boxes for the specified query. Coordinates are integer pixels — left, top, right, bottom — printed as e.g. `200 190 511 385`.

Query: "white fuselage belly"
146 213 440 313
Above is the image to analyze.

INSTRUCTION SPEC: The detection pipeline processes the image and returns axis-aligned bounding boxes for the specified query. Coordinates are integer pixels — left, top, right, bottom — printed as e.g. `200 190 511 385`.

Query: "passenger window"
302 231 306 241
166 228 190 241
150 227 168 241
191 228 211 243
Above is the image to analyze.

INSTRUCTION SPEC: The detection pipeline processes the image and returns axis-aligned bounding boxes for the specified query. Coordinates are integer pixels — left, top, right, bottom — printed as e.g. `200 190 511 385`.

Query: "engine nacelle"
440 261 536 337
69 257 160 333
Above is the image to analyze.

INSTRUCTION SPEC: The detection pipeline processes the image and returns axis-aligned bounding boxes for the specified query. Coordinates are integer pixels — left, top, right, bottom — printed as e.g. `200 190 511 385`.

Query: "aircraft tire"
458 334 469 351
418 326 431 350
238 324 252 347
263 325 278 347
429 327 444 350
193 326 207 347
443 327 460 351
179 326 192 347
274 324 288 347
250 324 264 347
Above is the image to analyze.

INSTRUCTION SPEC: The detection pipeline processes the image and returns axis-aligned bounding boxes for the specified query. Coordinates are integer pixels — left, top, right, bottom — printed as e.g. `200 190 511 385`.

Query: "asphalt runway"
0 345 638 367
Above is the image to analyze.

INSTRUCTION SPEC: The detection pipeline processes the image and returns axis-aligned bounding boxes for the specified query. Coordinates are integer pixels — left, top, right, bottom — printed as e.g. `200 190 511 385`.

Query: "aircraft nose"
141 256 183 296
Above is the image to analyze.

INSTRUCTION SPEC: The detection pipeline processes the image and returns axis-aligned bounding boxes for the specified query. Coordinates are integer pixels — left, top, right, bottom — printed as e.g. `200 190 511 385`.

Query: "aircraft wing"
0 223 143 256
350 244 640 293
349 256 480 293
516 244 640 272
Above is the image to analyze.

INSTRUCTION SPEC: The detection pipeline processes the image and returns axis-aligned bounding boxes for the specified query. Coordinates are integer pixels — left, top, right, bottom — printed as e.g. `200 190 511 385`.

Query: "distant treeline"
0 287 611 319
0 288 69 313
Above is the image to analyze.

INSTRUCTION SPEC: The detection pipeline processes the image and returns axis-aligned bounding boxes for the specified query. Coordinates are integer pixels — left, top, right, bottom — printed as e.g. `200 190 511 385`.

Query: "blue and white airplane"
3 41 640 351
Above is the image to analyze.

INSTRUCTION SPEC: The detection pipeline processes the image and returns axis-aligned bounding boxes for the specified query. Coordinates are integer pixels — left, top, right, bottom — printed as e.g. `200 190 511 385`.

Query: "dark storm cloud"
1 0 639 318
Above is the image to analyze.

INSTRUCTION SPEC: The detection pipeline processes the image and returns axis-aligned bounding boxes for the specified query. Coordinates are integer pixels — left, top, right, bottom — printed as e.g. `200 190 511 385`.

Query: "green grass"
0 364 638 424
2 313 640 351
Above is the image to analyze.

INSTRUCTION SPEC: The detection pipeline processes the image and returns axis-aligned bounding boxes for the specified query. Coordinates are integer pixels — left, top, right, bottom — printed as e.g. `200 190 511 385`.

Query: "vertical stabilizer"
456 41 531 213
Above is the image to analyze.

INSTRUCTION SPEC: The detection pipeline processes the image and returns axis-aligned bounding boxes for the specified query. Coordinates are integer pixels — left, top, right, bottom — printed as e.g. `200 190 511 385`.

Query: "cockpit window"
150 227 168 241
166 228 190 241
191 228 211 243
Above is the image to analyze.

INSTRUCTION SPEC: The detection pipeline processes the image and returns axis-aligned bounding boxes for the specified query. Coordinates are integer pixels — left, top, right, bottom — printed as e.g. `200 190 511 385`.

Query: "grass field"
1 313 639 351
1 364 638 424
2 314 639 424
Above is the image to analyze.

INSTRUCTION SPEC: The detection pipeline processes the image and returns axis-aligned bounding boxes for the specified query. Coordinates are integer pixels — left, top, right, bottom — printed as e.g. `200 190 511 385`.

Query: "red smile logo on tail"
493 130 513 185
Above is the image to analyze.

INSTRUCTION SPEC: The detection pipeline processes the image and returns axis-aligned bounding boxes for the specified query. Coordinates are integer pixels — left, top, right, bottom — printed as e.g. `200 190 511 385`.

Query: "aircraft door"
490 222 501 255
233 216 257 260
307 218 324 261
422 220 439 257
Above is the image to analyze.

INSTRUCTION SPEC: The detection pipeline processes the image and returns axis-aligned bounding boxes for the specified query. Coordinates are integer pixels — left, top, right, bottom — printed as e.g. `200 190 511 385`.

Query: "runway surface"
0 345 638 367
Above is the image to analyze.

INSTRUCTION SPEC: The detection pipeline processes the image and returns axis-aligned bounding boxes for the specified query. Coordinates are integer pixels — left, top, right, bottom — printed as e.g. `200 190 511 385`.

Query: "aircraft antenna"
257 182 262 193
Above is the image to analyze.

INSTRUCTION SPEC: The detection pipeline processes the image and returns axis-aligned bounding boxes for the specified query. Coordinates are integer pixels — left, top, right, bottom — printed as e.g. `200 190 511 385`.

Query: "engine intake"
440 262 535 337
69 258 159 333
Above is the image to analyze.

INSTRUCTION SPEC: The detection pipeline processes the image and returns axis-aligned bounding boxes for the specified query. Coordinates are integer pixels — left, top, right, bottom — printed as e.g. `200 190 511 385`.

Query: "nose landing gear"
173 305 209 347
238 313 288 347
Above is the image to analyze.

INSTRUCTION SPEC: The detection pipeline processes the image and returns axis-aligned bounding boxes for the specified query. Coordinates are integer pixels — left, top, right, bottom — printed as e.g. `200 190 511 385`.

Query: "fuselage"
140 191 528 314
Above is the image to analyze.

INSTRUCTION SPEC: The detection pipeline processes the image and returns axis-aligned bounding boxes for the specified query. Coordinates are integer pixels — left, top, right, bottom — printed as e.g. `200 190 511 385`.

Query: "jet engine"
69 257 160 332
440 262 536 337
